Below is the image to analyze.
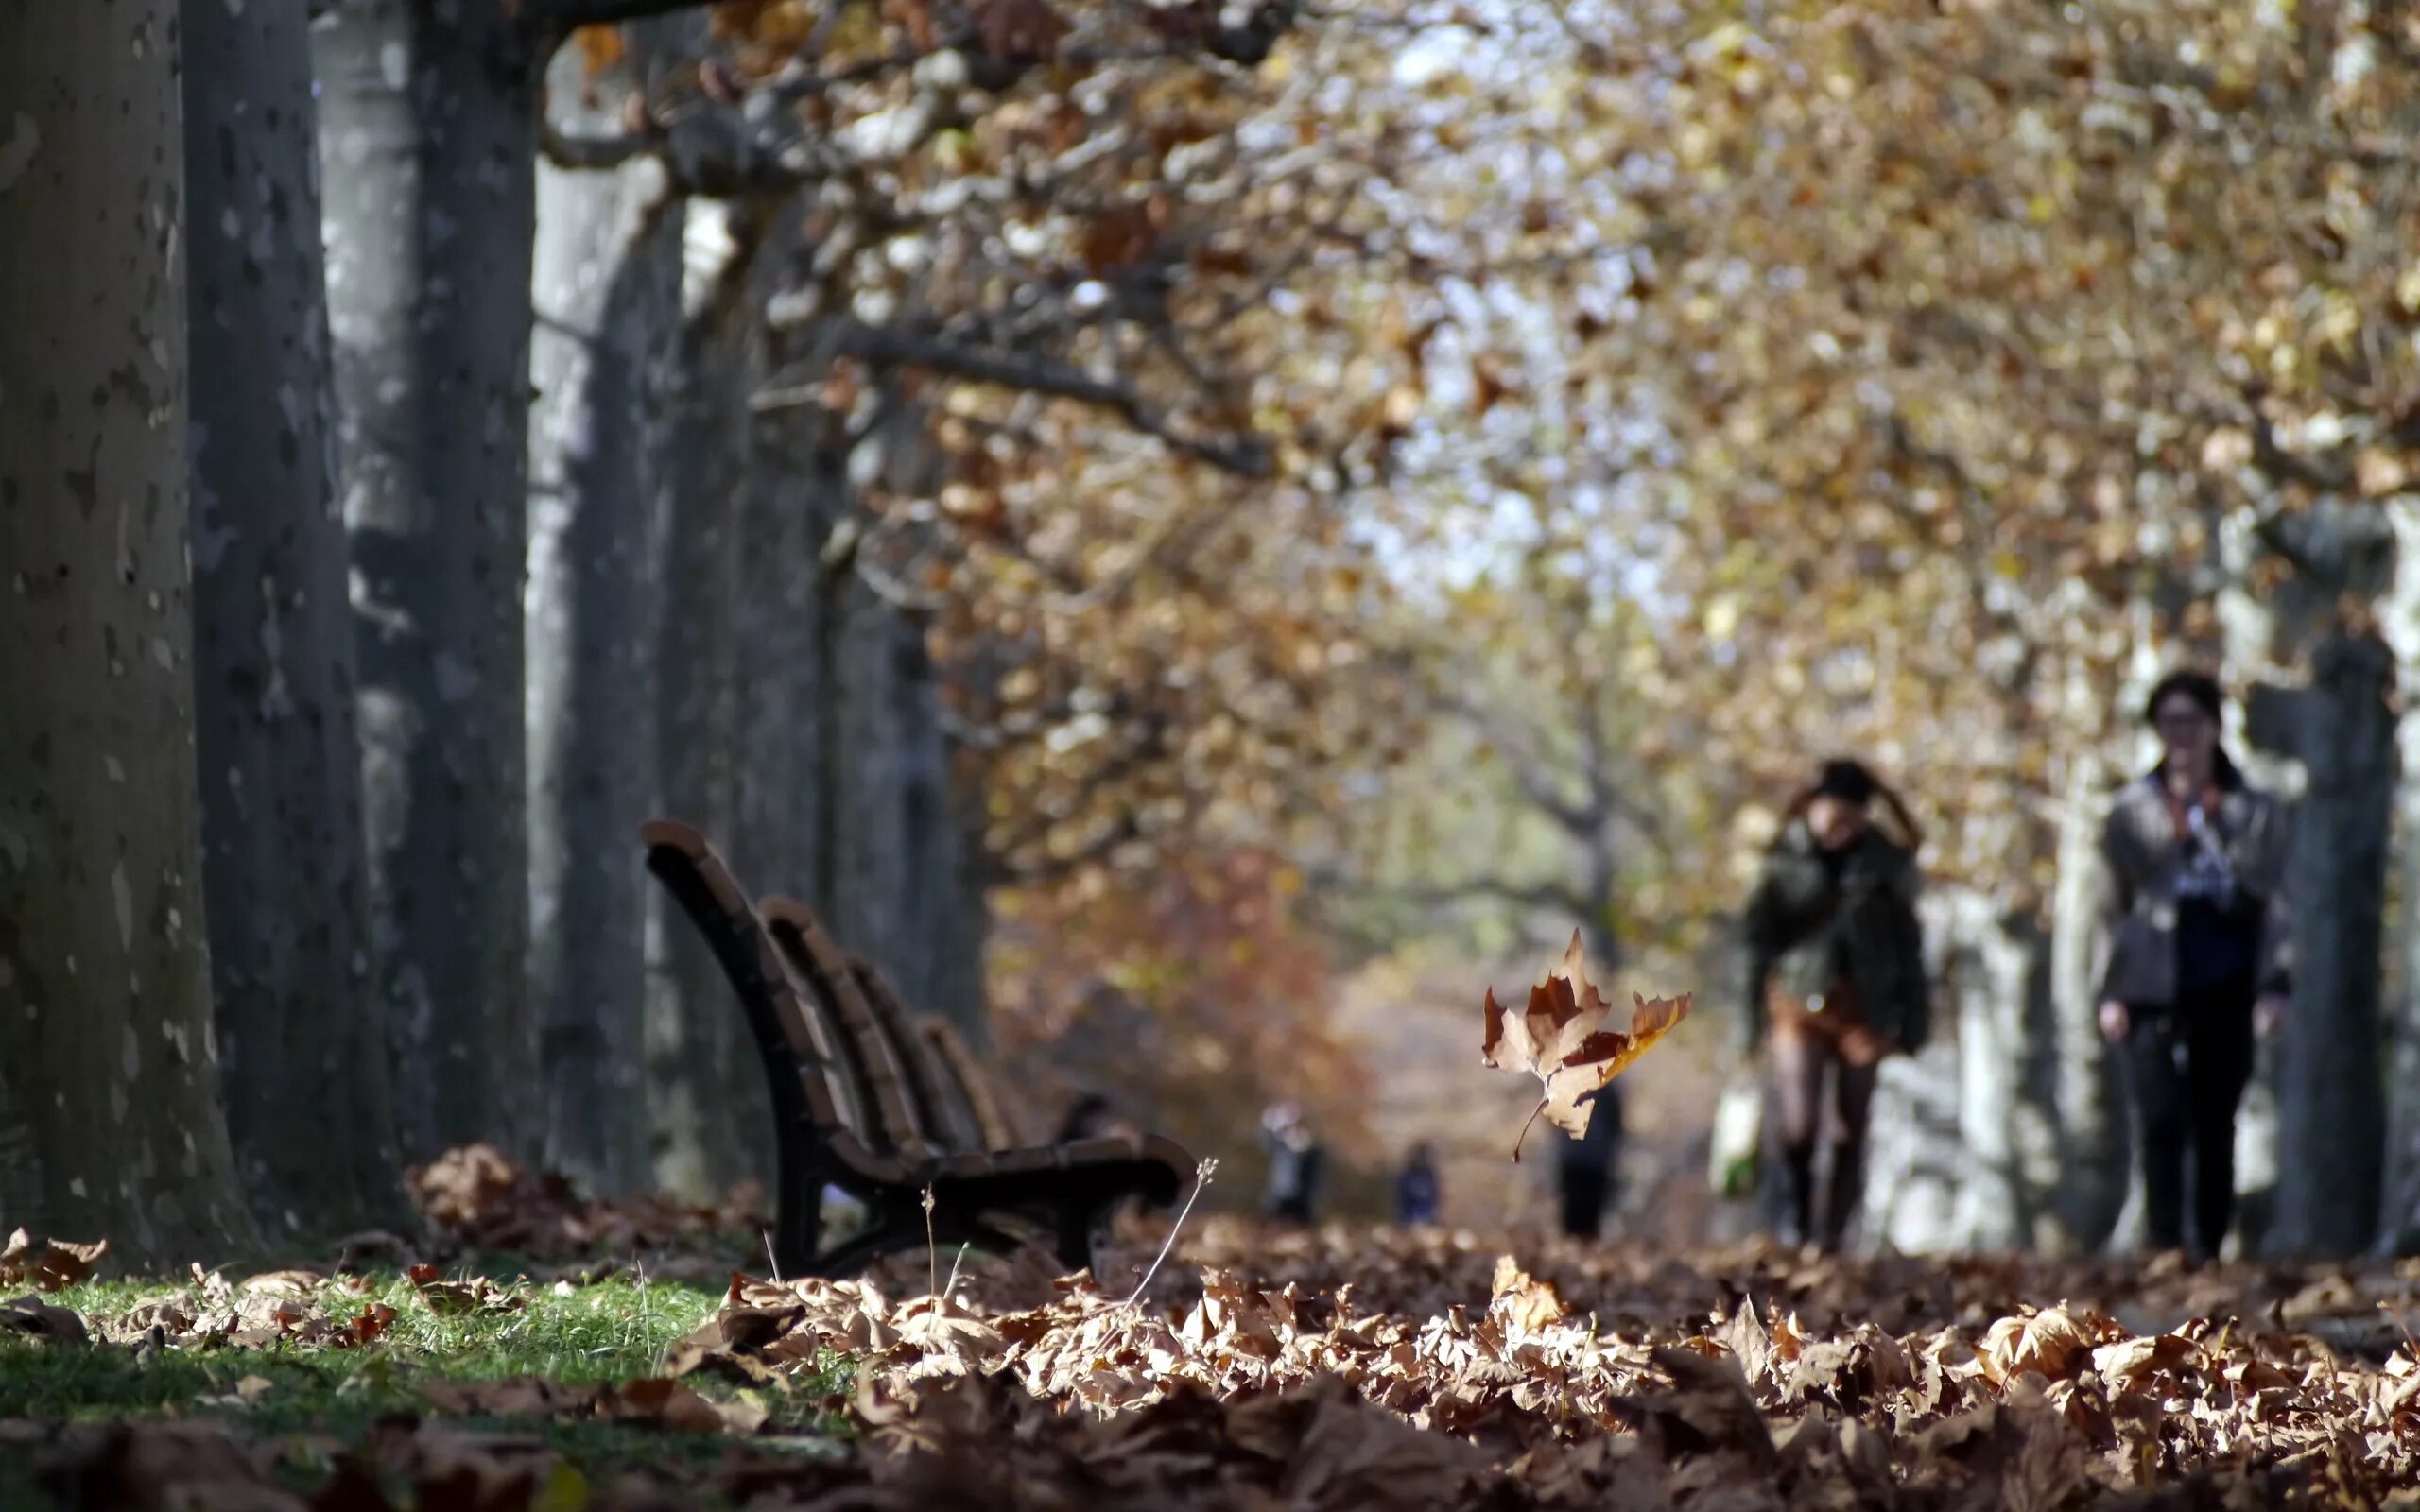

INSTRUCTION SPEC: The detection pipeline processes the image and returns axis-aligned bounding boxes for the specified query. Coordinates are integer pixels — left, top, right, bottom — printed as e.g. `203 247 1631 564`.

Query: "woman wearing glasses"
2095 671 2295 1263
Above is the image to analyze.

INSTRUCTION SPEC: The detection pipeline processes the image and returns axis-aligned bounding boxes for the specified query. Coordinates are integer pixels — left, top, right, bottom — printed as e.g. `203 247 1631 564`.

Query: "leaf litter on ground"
13 1146 2420 1509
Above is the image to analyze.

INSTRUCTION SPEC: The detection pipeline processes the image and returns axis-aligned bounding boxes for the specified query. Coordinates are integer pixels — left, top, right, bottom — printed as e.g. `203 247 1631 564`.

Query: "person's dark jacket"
2093 772 2294 1008
1734 820 1928 1055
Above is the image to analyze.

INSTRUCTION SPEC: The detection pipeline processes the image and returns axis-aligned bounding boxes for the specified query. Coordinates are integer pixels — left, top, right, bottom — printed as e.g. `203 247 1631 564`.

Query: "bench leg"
769 1133 826 1280
1052 1201 1101 1274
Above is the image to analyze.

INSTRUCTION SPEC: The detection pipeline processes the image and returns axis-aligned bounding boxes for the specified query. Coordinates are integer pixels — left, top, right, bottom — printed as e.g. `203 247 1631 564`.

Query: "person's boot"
1772 1146 1816 1248
1818 1139 1864 1254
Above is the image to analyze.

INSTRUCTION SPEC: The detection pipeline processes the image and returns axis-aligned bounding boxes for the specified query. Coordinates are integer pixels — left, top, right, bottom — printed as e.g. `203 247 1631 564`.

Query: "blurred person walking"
1736 758 1930 1253
1260 1102 1325 1226
2095 671 2293 1264
1556 1086 1622 1239
1395 1141 1442 1226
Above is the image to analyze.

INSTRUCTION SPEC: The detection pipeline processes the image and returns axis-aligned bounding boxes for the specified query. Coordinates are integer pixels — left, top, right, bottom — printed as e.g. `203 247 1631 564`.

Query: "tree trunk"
182 0 406 1242
931 783 994 1042
646 200 762 1200
0 0 260 1264
2269 632 2394 1257
527 34 682 1197
1926 889 2054 1250
2047 750 2131 1251
895 624 988 1032
834 574 913 974
315 0 541 1163
728 403 829 914
2376 500 2420 1256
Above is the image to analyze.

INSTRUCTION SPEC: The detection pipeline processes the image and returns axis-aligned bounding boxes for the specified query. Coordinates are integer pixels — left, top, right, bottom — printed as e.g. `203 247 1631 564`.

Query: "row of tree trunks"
183 0 406 1238
0 0 260 1264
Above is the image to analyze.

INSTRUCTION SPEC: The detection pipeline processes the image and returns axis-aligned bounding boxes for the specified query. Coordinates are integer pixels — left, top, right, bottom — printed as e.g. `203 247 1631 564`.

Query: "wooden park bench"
640 819 1193 1279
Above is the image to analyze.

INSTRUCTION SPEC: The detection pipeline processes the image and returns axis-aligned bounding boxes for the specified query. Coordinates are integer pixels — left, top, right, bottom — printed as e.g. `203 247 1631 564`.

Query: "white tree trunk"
527 33 682 1195
316 0 544 1162
2047 750 2130 1251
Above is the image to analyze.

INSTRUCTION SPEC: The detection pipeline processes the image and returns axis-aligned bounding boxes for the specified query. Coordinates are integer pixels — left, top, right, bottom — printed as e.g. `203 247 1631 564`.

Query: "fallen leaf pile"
406 1143 769 1259
1481 932 1690 1159
642 1237 2420 1506
11 1261 424 1355
18 1218 2420 1509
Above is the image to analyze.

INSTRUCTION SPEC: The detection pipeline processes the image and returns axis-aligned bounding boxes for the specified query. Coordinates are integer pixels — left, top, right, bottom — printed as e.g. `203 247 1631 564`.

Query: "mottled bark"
315 0 541 1161
2269 633 2394 1258
931 783 994 1041
646 200 762 1199
833 575 913 973
527 33 682 1196
182 0 406 1240
729 400 830 912
893 625 988 1034
0 0 260 1263
2377 501 2420 1257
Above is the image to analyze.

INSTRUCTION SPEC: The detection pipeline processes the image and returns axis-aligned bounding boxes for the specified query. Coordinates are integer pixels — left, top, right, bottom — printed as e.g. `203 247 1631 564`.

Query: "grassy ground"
0 1257 850 1511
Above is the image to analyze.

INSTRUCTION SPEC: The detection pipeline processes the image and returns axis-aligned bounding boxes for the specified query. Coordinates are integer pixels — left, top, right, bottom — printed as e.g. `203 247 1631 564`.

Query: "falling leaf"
1481 931 1690 1160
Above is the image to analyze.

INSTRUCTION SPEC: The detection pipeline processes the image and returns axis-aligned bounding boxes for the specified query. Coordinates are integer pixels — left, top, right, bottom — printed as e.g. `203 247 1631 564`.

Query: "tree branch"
541 122 658 172
520 0 720 35
1358 878 1593 917
762 321 1274 476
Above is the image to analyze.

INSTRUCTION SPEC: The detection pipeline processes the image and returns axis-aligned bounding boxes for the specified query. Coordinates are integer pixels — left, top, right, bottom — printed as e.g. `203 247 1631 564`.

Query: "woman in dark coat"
1736 758 1929 1253
2095 671 2293 1263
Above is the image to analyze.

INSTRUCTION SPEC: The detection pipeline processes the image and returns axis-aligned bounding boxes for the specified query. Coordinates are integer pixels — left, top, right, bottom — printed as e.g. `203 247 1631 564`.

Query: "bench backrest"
844 957 989 1155
918 1017 1028 1153
638 821 894 1174
760 898 946 1163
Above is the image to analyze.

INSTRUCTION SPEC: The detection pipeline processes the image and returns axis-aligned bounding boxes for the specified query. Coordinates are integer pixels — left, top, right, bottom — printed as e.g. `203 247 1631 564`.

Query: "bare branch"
521 0 719 34
542 123 657 172
763 321 1274 476
1359 878 1594 917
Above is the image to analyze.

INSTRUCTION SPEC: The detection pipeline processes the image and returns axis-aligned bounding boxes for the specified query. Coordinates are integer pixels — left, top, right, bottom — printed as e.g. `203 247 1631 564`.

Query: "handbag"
1708 1080 1762 1200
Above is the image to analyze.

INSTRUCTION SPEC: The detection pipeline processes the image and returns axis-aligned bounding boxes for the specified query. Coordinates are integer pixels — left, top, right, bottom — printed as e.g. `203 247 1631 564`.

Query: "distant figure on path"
1260 1102 1325 1225
1557 1085 1622 1240
2095 671 2294 1264
1737 758 1930 1253
1395 1141 1442 1226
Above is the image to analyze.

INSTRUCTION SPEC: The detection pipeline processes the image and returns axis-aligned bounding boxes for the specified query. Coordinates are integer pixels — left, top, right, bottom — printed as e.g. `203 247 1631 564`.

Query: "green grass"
0 1265 851 1511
